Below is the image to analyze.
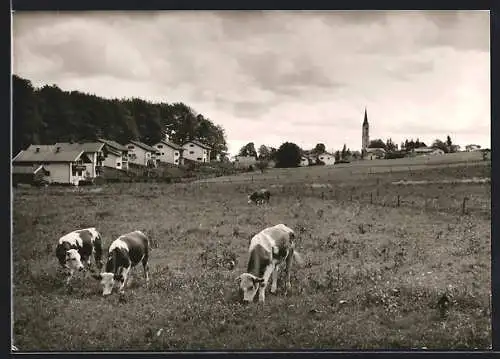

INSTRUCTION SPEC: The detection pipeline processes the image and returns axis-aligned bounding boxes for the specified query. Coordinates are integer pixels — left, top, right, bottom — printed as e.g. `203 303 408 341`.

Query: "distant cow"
92 230 150 296
237 224 304 304
248 189 271 205
55 227 103 284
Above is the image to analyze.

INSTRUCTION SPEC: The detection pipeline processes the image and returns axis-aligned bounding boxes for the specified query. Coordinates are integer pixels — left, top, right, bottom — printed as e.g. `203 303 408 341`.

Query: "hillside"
12 75 228 159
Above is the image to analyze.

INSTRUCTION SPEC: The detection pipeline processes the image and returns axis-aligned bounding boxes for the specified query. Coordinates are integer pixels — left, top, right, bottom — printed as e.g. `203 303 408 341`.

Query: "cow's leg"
142 254 150 287
94 236 103 271
270 264 279 294
284 250 294 294
258 264 275 303
118 267 131 294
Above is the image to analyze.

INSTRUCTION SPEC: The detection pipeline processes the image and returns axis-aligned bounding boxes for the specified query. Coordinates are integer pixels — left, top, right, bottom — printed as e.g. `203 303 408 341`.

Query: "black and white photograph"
11 10 491 351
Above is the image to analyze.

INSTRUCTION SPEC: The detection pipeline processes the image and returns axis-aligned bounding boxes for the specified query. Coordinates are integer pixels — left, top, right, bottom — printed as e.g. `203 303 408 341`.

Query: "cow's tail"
292 250 305 266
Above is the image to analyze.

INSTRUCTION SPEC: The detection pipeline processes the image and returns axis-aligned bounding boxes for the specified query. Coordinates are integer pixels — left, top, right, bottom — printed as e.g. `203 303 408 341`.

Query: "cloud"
12 10 490 156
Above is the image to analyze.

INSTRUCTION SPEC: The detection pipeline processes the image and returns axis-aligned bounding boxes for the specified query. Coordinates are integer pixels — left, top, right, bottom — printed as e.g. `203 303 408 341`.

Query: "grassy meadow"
12 155 491 351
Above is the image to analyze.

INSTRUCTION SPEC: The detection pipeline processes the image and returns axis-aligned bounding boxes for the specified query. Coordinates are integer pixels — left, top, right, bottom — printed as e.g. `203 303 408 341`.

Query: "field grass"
12 157 491 351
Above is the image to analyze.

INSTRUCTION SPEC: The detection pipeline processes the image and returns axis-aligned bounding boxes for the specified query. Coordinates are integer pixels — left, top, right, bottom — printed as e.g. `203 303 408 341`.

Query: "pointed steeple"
363 107 368 126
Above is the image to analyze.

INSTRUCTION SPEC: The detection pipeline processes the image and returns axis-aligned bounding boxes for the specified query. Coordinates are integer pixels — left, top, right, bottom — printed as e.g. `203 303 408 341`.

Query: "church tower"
362 107 369 152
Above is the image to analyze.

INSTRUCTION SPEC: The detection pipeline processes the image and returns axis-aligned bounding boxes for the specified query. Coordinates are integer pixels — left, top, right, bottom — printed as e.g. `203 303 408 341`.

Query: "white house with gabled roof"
153 139 184 165
182 140 211 163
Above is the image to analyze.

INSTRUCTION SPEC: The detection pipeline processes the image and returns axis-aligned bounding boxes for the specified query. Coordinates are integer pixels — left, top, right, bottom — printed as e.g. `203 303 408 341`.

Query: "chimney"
35 147 40 153
56 147 61 153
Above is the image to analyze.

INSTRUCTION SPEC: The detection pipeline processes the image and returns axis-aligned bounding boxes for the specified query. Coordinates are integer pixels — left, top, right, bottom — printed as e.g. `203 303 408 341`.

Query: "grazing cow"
55 227 103 284
237 224 304 304
92 230 150 296
248 189 271 205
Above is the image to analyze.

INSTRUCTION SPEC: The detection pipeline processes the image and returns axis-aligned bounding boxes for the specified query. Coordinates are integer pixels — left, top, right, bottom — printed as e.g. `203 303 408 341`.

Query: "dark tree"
369 139 387 150
238 142 258 158
313 143 326 154
275 142 302 168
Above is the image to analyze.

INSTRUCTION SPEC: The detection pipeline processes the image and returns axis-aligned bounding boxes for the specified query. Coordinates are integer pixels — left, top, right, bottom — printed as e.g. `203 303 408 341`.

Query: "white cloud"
12 10 490 155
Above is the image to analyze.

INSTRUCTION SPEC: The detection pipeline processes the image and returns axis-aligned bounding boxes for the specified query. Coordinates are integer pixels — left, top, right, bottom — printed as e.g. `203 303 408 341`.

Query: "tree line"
12 75 228 159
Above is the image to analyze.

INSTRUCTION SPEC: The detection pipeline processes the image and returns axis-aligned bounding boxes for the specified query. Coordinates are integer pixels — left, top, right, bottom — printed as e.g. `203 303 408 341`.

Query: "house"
97 138 129 171
465 144 481 152
365 147 386 160
12 145 93 185
182 140 211 163
12 164 50 186
153 139 184 166
300 156 310 167
316 152 336 165
126 140 158 167
54 142 105 178
233 155 258 169
413 147 445 156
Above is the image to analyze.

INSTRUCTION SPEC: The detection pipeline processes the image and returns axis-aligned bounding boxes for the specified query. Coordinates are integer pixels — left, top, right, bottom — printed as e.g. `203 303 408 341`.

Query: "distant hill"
12 75 228 159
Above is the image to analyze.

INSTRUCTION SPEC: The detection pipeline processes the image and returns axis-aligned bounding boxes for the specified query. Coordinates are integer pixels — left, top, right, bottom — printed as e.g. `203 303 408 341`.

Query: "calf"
55 227 103 284
237 224 304 304
248 188 271 205
92 230 150 296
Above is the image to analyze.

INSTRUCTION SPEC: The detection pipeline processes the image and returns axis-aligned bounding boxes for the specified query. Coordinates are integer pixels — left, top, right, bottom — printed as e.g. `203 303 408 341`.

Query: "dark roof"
54 142 105 153
128 140 158 153
183 140 211 150
12 164 48 175
155 140 184 151
13 149 85 163
98 138 127 152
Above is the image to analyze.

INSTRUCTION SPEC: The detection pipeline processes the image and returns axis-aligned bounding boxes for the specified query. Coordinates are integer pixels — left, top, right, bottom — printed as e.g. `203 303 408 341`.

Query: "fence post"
370 192 373 204
321 191 325 200
251 176 254 183
462 197 469 215
350 188 353 202
397 195 400 207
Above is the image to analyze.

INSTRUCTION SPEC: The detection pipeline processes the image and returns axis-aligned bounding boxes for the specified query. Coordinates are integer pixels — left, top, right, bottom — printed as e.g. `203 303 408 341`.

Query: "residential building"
97 138 129 170
153 140 184 165
317 152 336 165
12 164 50 186
465 144 481 152
54 142 105 178
126 140 158 167
12 145 92 185
365 147 386 160
182 140 211 163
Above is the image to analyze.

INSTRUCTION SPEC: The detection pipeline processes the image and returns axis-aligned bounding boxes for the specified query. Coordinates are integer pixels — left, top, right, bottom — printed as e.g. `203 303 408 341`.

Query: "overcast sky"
13 10 490 156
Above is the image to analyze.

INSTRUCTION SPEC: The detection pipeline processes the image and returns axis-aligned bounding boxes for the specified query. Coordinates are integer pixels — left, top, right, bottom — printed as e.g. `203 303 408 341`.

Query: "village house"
365 147 386 160
182 140 212 163
12 164 50 186
54 142 105 178
12 145 93 185
233 155 258 169
413 147 445 156
299 156 310 167
126 140 158 167
153 139 184 166
98 138 129 171
465 144 481 152
316 152 336 165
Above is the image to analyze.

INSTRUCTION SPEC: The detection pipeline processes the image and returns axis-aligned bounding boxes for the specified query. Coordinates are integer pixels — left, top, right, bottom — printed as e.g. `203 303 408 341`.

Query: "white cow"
237 224 304 304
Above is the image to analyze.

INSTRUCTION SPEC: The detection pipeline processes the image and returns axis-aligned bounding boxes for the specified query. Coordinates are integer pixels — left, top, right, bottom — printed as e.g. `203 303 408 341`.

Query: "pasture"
12 155 491 350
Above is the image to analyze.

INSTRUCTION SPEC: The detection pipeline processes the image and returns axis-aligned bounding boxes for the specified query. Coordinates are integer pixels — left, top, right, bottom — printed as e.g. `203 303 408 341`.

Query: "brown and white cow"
55 227 103 284
237 224 304 304
92 230 150 296
248 189 271 205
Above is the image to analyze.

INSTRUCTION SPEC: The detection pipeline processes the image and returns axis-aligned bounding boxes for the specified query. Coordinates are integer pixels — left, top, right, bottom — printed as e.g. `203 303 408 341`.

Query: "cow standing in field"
237 224 304 304
248 189 271 205
92 230 150 296
55 227 103 284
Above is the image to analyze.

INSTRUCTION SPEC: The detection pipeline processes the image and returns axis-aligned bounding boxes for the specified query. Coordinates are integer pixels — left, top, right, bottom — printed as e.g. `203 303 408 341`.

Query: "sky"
12 10 490 157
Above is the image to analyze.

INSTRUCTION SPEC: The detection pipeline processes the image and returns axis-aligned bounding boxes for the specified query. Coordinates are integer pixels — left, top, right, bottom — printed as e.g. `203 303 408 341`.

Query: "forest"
12 75 228 160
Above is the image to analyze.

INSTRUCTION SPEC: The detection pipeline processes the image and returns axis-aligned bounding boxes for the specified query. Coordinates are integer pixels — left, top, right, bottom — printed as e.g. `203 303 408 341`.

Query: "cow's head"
236 273 264 303
92 272 124 296
65 249 84 272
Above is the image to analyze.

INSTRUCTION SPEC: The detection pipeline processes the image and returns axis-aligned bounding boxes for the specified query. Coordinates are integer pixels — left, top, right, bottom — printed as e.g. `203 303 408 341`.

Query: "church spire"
363 107 368 126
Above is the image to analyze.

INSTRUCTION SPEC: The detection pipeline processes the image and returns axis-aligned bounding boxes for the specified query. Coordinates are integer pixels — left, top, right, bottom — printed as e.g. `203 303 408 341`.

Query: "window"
146 153 151 157
162 152 165 155
128 145 134 150
174 152 179 156
197 157 202 161
189 151 194 154
117 163 121 167
174 159 178 163
190 144 194 147
157 145 163 149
